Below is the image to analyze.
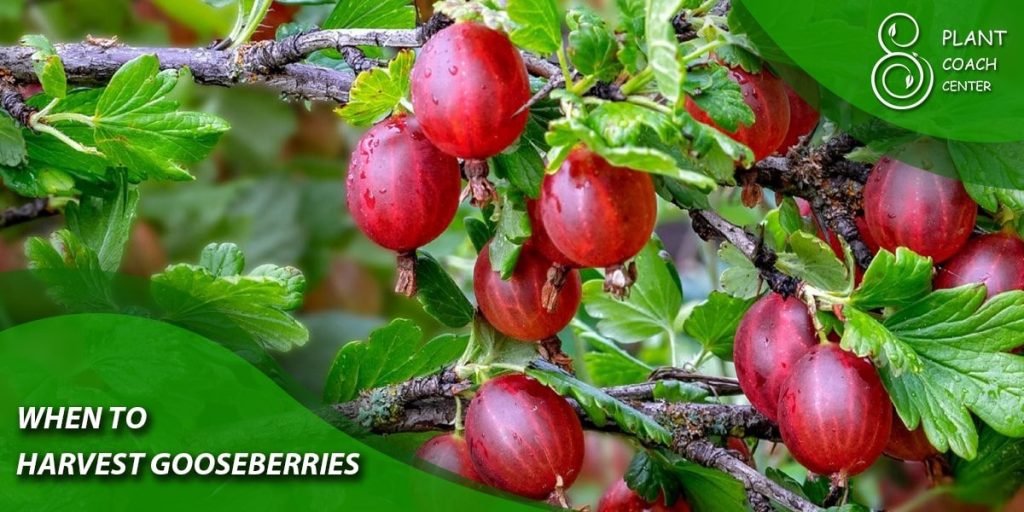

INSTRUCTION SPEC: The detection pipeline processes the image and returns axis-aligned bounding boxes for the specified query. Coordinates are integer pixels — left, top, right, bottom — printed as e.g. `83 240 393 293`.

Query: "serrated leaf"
679 111 754 169
0 112 27 167
582 239 682 342
528 360 673 444
626 449 747 512
683 291 755 360
625 450 684 504
850 248 933 309
93 55 229 181
575 320 652 386
63 176 139 273
461 316 538 368
851 286 1024 459
152 255 308 353
775 231 848 291
323 319 467 403
653 381 710 403
25 230 116 312
249 264 305 310
491 142 545 198
22 34 66 98
199 242 245 277
685 65 755 133
337 50 414 127
415 251 474 328
653 175 711 209
567 8 622 81
507 0 561 55
645 0 686 105
719 243 760 299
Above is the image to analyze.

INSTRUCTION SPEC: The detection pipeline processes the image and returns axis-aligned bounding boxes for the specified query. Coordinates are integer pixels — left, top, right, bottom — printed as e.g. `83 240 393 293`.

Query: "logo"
871 13 934 110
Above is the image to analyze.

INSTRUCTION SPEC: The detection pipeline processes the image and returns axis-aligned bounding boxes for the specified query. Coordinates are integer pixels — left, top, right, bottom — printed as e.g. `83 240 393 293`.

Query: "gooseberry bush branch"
0 1 1022 511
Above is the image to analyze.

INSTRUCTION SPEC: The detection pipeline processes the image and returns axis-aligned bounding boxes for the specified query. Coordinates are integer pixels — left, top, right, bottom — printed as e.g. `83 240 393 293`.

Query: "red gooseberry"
537 146 657 269
777 343 892 476
597 478 691 512
410 22 530 159
733 292 818 421
884 415 940 462
934 233 1024 299
465 374 584 499
863 157 977 263
474 244 581 341
778 83 820 152
415 433 481 482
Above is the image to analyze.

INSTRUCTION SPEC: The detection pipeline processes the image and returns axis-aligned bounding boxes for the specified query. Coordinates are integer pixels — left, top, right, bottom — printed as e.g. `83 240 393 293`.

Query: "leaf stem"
620 67 654 95
41 112 96 127
626 95 671 114
556 46 574 87
31 123 102 156
668 330 679 367
568 75 597 96
682 39 725 62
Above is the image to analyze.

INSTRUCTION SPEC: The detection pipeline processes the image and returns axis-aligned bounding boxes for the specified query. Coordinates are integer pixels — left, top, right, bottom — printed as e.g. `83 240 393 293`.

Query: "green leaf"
625 450 684 504
849 287 1024 459
491 142 545 199
152 247 308 353
21 34 66 98
683 291 755 360
674 460 749 512
337 50 414 127
654 175 711 209
488 198 531 279
614 0 647 73
0 112 27 167
528 360 673 445
414 251 475 328
575 320 652 386
684 65 755 133
949 140 1024 196
323 319 468 403
678 111 754 169
850 248 933 309
582 239 682 342
464 216 494 253
774 231 848 291
64 177 139 273
713 32 763 74
460 316 538 368
718 243 760 299
324 0 415 30
198 242 245 277
507 0 561 55
588 102 678 147
567 8 623 82
645 0 686 106
93 55 230 181
949 427 1024 506
25 230 116 312
653 381 710 403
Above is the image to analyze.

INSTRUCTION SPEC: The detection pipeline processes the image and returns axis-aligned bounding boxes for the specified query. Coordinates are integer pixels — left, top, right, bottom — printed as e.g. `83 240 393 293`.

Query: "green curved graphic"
734 0 1024 143
0 314 542 511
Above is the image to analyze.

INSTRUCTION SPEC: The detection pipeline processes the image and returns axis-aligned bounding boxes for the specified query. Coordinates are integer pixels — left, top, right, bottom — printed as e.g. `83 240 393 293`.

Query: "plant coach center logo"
871 13 934 110
871 12 1009 111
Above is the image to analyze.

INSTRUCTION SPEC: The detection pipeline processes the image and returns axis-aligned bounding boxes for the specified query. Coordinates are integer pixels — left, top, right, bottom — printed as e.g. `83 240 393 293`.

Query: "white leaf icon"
889 23 897 38
906 75 915 88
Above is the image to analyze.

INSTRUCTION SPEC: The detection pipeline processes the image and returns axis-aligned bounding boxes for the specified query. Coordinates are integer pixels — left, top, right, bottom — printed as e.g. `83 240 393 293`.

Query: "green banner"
0 314 540 511
735 0 1024 143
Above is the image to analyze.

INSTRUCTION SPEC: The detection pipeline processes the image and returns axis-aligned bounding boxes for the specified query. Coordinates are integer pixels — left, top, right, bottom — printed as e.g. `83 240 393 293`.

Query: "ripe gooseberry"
597 478 691 512
884 415 939 462
863 157 977 263
346 115 462 296
686 66 791 161
415 433 481 482
777 343 893 476
465 374 584 499
537 146 657 296
778 83 820 152
474 243 581 341
934 233 1024 299
411 22 530 160
733 292 818 421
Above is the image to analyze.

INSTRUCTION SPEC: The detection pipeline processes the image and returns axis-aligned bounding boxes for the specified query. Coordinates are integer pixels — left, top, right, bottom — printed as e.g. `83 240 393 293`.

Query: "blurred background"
1 2 1017 510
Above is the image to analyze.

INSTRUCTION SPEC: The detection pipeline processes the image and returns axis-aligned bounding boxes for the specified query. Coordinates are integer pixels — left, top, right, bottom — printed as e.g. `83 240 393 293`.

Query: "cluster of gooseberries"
342 17 1021 510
